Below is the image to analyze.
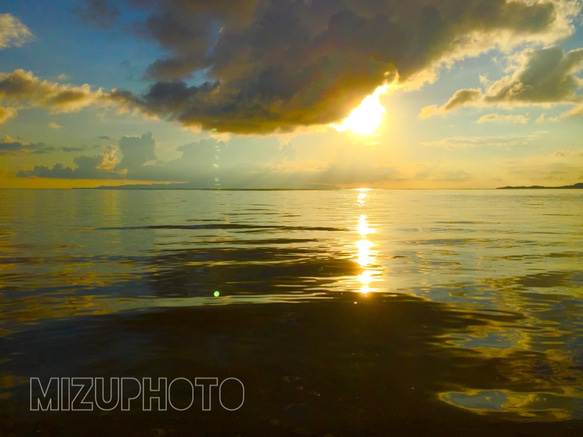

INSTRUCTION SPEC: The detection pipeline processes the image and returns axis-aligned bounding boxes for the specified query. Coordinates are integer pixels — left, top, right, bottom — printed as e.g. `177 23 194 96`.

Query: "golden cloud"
0 14 34 50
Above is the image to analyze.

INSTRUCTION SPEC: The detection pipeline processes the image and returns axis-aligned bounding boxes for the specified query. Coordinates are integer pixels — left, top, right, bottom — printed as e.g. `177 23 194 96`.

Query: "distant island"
497 182 583 189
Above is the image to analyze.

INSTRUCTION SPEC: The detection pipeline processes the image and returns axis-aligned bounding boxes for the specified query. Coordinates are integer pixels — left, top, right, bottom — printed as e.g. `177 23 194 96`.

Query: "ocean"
1 188 582 435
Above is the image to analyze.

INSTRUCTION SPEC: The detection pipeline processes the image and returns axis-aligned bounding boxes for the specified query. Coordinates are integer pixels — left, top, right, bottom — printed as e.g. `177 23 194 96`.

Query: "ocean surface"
1 188 582 435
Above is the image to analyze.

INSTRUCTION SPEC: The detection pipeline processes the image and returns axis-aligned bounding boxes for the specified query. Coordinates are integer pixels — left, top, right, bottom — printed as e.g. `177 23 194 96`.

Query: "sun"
335 86 387 135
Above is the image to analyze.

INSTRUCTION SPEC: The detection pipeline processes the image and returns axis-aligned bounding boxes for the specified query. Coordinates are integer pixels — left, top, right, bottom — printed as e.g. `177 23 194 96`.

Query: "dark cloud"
107 0 575 134
116 132 156 171
17 160 111 179
17 135 157 180
17 163 75 179
130 0 259 81
444 89 482 112
0 141 51 155
422 46 583 117
1 141 90 155
33 146 57 154
17 148 120 179
485 47 583 104
16 136 292 184
75 0 121 29
61 146 88 152
0 141 28 154
0 70 115 121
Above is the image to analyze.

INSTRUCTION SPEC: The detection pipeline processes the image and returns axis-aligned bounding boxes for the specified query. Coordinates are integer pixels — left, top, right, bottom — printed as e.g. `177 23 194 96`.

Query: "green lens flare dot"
214 291 220 297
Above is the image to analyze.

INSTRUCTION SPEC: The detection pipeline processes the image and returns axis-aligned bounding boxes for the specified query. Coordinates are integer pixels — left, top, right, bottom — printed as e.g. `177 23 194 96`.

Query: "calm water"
1 189 582 433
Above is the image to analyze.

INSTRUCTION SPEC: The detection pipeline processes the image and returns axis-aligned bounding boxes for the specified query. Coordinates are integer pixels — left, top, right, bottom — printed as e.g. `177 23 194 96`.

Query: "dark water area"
0 189 582 435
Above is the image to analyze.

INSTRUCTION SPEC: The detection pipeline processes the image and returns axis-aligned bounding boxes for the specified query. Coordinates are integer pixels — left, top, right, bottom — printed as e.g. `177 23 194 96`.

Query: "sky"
1 0 582 189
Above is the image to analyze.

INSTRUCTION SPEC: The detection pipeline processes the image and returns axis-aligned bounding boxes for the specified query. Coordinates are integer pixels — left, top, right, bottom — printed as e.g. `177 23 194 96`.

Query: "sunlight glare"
356 239 373 266
357 192 367 206
335 86 388 135
358 215 374 236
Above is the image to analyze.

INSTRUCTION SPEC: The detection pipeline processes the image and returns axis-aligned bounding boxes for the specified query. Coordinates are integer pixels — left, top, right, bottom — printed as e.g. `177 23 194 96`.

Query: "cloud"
485 47 583 104
16 135 295 184
16 134 158 180
422 133 542 150
48 122 62 129
1 138 90 155
421 46 583 117
418 88 483 119
17 146 122 179
0 69 129 122
476 113 530 124
139 135 399 187
16 131 398 187
562 102 583 117
107 0 579 134
0 69 106 112
75 0 121 29
61 146 88 153
0 106 17 124
444 89 483 112
418 105 439 120
0 139 52 155
0 14 34 50
536 113 560 123
128 136 300 183
116 132 156 171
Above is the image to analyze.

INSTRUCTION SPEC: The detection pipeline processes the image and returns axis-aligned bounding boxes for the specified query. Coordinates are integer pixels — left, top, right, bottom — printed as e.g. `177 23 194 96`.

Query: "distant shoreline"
85 186 343 191
497 183 583 189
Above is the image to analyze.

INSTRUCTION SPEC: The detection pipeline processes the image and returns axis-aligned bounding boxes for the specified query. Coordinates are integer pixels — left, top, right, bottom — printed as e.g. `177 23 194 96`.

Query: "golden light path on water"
355 189 379 295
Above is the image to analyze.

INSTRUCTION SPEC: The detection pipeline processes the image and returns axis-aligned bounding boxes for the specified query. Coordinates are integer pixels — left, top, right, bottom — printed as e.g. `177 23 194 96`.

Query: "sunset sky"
1 0 582 189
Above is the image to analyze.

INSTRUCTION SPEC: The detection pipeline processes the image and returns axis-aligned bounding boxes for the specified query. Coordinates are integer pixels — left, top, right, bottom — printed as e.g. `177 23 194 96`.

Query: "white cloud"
420 46 583 118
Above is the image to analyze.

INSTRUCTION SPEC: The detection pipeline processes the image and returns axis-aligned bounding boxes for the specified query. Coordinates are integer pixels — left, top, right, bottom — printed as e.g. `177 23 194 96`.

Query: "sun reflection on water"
353 190 382 294
2 188 583 423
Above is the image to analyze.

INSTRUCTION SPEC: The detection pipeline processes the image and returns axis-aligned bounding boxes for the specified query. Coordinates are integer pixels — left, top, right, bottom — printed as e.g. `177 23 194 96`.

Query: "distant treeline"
497 182 583 189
